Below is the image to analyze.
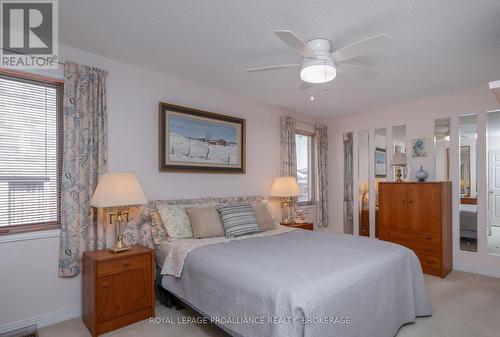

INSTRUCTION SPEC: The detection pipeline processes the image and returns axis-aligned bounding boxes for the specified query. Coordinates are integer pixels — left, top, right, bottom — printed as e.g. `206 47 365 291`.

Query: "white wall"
0 45 322 331
327 86 500 277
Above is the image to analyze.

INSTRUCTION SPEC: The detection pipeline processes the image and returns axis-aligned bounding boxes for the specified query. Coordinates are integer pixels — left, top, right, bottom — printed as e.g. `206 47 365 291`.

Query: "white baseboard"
0 305 81 334
454 264 500 278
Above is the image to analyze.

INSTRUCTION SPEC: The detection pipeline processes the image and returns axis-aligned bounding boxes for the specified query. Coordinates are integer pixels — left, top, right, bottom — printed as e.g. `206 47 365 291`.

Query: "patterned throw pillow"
215 203 261 238
149 210 168 245
157 204 193 239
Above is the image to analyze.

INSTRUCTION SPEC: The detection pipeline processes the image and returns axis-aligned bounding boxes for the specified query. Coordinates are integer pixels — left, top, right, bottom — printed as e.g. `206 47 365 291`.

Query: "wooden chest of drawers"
82 245 155 336
378 182 452 278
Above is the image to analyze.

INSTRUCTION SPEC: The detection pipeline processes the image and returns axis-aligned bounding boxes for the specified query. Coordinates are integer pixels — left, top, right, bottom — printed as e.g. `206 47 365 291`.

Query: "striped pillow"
215 203 261 238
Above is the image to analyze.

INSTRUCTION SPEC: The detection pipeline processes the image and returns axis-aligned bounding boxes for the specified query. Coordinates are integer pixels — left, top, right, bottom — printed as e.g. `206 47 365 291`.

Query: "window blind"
0 74 61 229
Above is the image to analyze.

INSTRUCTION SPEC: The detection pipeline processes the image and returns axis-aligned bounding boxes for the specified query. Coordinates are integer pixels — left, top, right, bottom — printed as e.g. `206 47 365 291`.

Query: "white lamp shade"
90 172 147 208
391 153 408 166
269 176 300 197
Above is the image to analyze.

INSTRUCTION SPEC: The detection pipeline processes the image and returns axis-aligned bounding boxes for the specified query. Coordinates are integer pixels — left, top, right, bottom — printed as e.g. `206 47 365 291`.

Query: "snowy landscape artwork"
159 103 245 173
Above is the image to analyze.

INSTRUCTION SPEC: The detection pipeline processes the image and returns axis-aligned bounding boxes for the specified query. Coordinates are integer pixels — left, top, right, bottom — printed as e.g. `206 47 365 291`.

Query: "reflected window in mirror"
358 130 370 237
343 132 354 234
392 125 407 181
374 128 387 238
487 110 500 256
459 114 477 252
434 118 451 181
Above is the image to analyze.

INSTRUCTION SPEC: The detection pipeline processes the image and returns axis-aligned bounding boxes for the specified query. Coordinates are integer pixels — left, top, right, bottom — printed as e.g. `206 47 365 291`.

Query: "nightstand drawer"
97 253 150 276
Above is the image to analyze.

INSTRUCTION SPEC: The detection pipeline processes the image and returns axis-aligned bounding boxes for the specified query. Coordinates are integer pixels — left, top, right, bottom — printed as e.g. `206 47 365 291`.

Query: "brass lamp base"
109 235 131 253
395 167 403 182
280 197 292 224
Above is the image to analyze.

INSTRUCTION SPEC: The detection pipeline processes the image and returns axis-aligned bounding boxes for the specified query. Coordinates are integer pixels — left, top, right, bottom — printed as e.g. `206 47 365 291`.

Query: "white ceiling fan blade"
274 30 315 57
331 34 391 63
245 64 300 72
337 63 379 79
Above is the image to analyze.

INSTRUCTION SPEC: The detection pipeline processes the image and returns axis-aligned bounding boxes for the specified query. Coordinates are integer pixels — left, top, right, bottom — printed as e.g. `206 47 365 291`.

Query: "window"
0 72 62 234
295 132 315 204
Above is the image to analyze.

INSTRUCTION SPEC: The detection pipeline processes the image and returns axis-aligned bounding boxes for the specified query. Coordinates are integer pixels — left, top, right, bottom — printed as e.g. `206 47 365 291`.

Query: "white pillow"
157 204 193 239
252 199 273 216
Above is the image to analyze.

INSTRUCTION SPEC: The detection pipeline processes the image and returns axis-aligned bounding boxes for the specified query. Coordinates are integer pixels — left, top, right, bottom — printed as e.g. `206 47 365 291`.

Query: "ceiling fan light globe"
300 60 336 84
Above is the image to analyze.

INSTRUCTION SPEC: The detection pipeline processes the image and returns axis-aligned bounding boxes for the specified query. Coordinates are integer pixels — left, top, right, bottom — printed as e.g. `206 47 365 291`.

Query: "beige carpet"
39 271 500 337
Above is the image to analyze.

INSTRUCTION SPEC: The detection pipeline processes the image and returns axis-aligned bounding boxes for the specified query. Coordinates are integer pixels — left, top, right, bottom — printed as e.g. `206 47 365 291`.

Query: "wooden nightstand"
82 245 155 337
281 222 314 231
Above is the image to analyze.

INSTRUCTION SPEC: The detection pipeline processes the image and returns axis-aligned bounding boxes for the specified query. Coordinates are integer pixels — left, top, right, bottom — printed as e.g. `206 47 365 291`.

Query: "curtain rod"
1 47 66 66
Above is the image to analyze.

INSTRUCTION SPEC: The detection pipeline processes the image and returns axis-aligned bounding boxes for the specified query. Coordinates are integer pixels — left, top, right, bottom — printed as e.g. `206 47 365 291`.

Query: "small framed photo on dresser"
159 102 246 173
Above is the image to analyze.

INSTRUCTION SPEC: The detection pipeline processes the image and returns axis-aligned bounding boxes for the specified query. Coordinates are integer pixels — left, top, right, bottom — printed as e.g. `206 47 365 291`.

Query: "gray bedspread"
161 230 431 337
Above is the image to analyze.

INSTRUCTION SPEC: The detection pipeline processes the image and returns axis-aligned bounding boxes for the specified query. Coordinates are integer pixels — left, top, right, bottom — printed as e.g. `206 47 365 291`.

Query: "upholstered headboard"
121 196 265 248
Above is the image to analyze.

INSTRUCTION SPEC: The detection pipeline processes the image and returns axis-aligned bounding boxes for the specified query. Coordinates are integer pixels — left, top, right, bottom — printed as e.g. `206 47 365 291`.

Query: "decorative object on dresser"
82 245 155 337
415 165 429 182
281 222 314 231
293 208 309 224
158 102 246 173
378 182 452 277
391 152 407 182
90 172 147 253
269 176 300 224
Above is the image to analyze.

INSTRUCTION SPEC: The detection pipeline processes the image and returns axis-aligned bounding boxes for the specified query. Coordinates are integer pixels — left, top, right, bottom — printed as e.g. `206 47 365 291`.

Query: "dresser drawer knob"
123 263 130 270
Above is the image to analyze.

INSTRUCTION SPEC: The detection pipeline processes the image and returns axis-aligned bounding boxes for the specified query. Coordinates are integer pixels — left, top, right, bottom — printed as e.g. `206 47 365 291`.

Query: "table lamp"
269 176 300 224
391 153 407 182
90 172 147 253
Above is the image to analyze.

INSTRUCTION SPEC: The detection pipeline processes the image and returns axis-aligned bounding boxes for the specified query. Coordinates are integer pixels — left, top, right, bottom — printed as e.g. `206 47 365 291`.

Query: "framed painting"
159 102 246 173
411 138 427 157
374 148 387 177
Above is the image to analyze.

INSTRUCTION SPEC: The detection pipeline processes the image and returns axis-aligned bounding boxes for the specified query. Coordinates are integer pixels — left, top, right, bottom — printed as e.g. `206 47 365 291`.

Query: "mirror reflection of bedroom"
487 110 500 255
358 130 370 237
459 115 478 252
374 128 387 238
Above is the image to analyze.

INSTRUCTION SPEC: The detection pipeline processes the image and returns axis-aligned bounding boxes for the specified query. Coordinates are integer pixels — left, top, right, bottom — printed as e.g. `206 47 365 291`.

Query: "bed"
460 204 477 240
156 227 431 337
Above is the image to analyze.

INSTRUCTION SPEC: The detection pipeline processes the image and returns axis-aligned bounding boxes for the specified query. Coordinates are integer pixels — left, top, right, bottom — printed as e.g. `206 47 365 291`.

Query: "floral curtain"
280 116 297 177
343 132 354 233
280 115 297 210
315 124 329 227
59 62 108 277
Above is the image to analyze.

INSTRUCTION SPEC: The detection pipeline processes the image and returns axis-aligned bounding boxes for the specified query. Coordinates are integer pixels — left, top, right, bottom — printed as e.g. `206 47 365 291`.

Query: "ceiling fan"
245 30 391 85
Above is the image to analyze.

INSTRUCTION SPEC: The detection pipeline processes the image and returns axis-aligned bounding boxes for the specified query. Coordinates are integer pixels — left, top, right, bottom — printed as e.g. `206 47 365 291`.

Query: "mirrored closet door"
434 118 451 181
392 125 407 181
487 110 500 255
358 130 370 237
374 128 387 238
459 114 477 252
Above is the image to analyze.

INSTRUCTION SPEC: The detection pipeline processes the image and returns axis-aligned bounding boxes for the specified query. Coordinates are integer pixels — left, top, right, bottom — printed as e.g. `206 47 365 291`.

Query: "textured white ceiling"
59 0 500 117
